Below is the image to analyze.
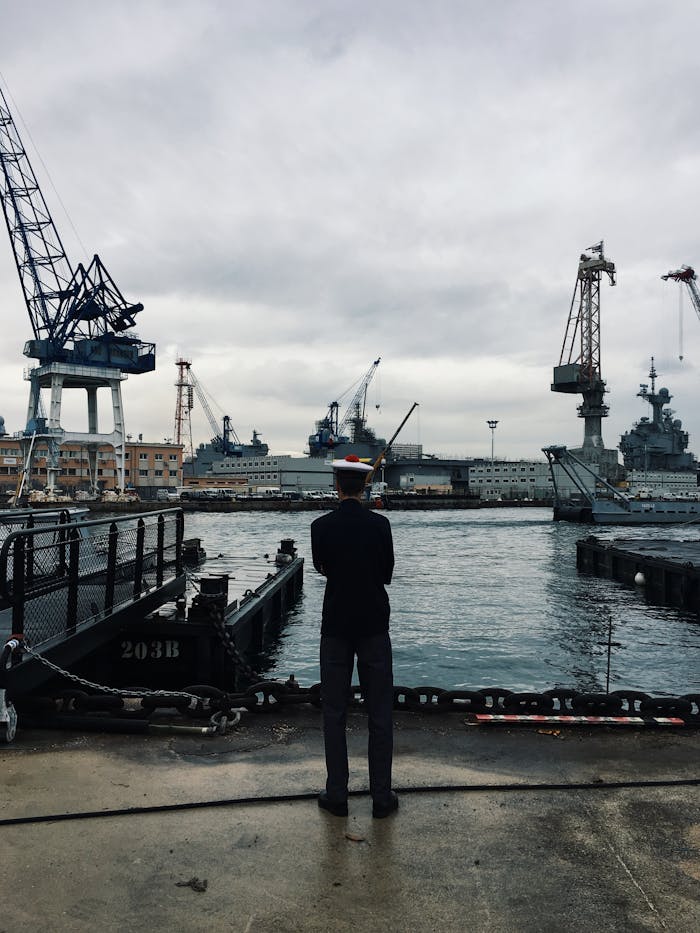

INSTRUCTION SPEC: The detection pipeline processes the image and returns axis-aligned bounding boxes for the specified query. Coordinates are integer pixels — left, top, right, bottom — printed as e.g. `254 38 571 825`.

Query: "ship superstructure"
619 359 696 472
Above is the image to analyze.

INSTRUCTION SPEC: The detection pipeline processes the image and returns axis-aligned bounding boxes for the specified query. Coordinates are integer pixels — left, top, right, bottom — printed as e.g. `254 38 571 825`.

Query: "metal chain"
185 565 267 682
184 568 261 682
211 610 261 683
19 642 206 705
9 662 700 724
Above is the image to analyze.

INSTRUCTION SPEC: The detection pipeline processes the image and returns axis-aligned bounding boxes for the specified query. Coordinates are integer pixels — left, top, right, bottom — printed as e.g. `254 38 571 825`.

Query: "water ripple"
183 508 699 695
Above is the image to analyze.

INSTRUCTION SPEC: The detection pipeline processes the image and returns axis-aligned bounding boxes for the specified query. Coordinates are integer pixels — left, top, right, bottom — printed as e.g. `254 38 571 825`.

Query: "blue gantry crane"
0 85 155 495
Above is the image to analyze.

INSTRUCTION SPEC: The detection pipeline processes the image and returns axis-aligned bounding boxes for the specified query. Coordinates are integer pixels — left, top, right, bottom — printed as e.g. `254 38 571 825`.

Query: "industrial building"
0 436 183 499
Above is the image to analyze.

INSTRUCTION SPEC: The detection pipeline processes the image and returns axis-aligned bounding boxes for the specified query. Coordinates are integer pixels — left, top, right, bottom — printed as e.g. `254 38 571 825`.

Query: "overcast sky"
1 0 700 461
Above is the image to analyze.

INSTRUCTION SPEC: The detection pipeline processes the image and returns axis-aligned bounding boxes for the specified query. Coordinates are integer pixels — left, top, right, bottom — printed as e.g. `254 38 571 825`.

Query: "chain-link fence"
0 509 183 648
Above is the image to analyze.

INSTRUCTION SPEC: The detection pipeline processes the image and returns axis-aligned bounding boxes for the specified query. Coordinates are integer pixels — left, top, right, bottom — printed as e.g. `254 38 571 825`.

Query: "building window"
169 454 177 461
139 453 148 461
139 469 148 477
155 470 163 477
155 454 163 461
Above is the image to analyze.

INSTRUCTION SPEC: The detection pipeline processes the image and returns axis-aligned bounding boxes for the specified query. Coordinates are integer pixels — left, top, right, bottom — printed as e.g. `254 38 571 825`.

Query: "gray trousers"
320 632 394 805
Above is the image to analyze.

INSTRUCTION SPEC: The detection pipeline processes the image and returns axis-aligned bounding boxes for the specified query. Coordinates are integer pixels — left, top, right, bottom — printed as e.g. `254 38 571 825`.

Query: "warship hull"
555 497 700 525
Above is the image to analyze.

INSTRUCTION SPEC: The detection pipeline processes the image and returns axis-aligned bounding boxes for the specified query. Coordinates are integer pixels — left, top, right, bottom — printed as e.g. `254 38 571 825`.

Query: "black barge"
577 535 700 612
0 509 303 741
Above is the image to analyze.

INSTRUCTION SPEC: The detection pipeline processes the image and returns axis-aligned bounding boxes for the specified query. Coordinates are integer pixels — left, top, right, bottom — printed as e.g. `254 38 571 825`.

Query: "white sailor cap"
331 455 373 473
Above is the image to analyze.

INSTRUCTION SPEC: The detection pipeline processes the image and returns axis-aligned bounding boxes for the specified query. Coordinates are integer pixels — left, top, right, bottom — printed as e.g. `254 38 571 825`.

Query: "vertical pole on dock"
133 518 145 598
66 526 80 634
156 513 164 587
605 614 613 694
105 522 118 613
598 610 622 694
11 535 25 636
175 510 184 577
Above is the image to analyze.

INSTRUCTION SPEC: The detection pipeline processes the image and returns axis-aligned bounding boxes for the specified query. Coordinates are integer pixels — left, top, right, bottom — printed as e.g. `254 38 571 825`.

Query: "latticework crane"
551 242 616 459
309 358 381 454
0 85 155 494
173 360 243 460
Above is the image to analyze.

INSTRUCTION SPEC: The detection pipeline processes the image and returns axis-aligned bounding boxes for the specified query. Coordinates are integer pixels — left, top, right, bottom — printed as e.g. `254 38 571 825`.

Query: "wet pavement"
1 709 698 932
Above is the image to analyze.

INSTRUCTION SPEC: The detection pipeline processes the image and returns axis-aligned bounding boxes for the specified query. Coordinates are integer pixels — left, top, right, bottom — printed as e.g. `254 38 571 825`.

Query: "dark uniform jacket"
311 498 394 638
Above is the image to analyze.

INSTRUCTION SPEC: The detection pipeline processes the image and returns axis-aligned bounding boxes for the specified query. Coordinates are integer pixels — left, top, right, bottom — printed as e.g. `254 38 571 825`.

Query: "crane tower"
174 360 252 462
0 86 155 495
174 358 195 462
551 242 619 476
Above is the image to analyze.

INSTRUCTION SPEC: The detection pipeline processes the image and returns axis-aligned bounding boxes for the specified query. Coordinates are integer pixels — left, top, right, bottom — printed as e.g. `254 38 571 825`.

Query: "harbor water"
183 507 700 697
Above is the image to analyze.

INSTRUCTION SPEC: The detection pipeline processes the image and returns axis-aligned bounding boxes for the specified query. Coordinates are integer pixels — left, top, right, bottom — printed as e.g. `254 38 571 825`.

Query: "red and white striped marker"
466 713 686 726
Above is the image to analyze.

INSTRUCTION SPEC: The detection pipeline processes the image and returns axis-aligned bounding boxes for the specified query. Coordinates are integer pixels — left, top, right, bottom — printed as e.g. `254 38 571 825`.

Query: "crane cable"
0 71 89 259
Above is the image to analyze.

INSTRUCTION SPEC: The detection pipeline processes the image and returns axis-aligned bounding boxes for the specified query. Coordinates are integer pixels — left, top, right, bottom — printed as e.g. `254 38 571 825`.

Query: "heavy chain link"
11 640 700 724
211 610 261 684
20 641 210 706
185 567 261 683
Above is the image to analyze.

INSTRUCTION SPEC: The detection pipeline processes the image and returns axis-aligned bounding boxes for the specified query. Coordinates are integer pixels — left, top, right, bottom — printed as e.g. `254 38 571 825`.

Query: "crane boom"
0 90 73 344
188 369 243 456
337 357 381 437
662 265 700 320
367 402 419 481
0 86 154 373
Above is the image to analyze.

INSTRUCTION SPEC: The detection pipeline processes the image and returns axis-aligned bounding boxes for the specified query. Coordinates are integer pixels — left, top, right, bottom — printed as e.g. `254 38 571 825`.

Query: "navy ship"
618 358 698 500
619 358 695 472
186 429 269 477
545 359 700 523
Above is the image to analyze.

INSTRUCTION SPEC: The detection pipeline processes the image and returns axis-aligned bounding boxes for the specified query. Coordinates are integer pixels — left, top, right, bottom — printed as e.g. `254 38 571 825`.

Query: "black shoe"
318 792 348 817
372 791 399 819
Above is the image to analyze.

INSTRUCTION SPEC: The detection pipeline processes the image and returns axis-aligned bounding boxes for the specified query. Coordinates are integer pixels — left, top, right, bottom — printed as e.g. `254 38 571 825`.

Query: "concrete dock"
1 709 698 932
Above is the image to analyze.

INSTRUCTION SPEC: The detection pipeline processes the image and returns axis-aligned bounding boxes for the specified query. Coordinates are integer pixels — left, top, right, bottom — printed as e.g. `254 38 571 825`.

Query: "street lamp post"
487 420 499 498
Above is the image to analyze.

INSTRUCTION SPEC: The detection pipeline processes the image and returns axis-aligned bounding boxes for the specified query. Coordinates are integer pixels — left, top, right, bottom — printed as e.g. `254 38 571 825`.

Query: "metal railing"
0 509 184 648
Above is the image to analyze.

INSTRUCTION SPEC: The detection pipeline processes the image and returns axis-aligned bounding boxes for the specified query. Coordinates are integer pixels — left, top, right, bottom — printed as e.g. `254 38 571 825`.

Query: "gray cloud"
1 1 700 460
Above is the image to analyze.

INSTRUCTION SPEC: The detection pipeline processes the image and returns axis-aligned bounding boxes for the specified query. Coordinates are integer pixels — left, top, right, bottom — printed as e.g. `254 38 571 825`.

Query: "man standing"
311 455 398 819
